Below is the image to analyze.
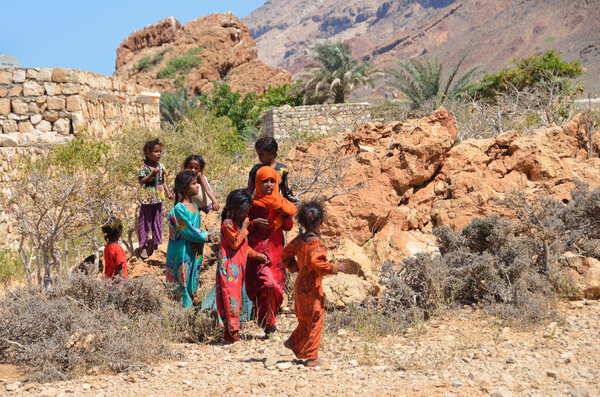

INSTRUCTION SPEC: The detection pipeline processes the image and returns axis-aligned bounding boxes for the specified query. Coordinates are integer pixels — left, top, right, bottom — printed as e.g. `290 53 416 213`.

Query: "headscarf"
253 166 297 230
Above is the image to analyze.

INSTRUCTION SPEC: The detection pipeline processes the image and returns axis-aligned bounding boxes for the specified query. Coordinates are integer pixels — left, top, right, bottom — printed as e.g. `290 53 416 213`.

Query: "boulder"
561 253 600 300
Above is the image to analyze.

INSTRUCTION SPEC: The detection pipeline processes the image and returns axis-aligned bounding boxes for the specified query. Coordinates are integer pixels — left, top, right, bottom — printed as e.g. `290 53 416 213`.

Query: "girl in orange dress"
216 189 266 343
281 200 349 368
246 166 297 336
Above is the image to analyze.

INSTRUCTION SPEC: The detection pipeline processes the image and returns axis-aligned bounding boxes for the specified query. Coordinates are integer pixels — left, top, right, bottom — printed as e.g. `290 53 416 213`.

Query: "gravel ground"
2 300 599 397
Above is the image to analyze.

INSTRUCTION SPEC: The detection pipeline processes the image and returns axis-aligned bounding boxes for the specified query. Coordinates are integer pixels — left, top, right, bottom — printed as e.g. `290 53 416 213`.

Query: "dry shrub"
0 274 220 382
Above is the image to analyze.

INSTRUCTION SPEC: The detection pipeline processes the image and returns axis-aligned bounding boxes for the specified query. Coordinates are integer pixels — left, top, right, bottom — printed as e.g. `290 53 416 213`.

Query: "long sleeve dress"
245 205 294 329
166 203 208 308
281 235 338 360
216 219 263 342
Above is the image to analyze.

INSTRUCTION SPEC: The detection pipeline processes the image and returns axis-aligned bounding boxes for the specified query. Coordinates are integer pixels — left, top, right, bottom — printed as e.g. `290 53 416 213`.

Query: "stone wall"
0 68 160 249
261 103 373 139
0 67 160 147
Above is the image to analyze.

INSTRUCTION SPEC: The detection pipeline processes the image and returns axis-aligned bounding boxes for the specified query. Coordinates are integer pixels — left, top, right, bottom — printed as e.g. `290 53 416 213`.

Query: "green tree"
469 50 583 102
386 52 480 110
198 81 262 140
257 84 304 108
296 41 373 104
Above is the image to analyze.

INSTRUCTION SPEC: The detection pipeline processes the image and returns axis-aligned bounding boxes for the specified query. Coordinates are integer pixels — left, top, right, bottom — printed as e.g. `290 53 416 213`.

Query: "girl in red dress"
246 166 297 336
216 189 266 343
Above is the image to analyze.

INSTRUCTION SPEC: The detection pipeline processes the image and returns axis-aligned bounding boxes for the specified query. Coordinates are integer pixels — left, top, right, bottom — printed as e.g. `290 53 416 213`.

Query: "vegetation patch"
157 47 204 84
134 49 170 73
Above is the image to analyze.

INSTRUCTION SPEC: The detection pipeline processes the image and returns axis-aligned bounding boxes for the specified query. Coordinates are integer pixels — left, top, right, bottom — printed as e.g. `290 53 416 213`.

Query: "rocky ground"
1 300 598 396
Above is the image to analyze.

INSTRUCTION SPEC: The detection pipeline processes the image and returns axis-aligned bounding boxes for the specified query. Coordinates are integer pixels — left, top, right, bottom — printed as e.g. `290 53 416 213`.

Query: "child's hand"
149 166 159 175
212 202 221 211
256 253 268 263
241 217 250 231
167 192 174 199
337 262 350 274
253 218 269 229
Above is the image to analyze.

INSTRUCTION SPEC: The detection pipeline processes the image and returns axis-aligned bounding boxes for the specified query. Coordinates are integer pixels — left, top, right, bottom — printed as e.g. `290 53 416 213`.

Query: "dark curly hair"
142 138 163 161
101 218 123 242
173 170 197 204
296 199 325 231
254 136 278 153
221 189 253 223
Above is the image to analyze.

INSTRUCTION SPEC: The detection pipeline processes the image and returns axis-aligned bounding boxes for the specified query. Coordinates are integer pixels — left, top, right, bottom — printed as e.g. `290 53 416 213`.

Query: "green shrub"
257 84 304 108
134 49 169 73
157 47 203 82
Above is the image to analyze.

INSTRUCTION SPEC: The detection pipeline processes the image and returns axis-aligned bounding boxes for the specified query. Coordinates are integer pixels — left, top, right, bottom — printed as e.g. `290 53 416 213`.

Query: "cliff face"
243 0 600 92
114 14 291 95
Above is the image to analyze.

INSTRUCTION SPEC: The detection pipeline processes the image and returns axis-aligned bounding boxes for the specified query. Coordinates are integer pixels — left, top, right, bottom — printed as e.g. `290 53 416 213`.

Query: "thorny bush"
0 274 220 382
328 183 600 335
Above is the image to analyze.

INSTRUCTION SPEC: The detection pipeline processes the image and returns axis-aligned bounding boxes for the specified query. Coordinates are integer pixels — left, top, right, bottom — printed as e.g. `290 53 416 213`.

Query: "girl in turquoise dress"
166 171 216 308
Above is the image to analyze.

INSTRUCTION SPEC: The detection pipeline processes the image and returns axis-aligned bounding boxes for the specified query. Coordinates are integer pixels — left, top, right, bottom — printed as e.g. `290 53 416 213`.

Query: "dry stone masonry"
0 67 159 148
261 103 373 139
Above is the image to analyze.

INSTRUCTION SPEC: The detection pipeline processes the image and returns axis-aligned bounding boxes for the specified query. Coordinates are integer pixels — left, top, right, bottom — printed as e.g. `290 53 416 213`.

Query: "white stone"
276 362 293 370
38 68 52 81
53 118 71 135
12 69 26 83
0 134 19 147
31 114 42 124
44 83 56 96
35 120 52 133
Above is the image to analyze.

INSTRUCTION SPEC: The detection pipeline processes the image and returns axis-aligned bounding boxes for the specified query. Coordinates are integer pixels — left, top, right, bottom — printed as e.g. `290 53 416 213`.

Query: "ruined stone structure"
261 103 373 139
0 67 160 247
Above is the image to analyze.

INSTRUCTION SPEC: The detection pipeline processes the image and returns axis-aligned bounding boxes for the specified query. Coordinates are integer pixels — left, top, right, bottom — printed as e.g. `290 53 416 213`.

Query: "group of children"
101 135 350 368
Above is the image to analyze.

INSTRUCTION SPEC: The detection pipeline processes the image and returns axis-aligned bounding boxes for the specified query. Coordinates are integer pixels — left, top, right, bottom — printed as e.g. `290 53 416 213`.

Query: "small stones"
348 360 358 368
276 361 293 371
264 356 277 368
451 381 463 387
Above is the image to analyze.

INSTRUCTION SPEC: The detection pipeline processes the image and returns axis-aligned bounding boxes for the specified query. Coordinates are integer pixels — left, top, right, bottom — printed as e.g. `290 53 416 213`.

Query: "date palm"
386 52 480 109
297 41 373 104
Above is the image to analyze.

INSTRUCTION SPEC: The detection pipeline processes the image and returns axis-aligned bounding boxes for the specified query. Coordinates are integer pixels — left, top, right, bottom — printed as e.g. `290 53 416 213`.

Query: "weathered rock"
323 273 377 309
561 253 600 299
53 118 71 135
0 134 19 147
47 97 66 111
0 98 10 115
11 99 28 115
23 81 44 96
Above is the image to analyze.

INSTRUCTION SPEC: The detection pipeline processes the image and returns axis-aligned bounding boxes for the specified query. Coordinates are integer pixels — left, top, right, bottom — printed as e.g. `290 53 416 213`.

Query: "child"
166 171 216 308
138 138 173 259
247 136 294 201
281 200 350 369
216 189 267 343
246 166 297 336
101 218 128 280
183 154 221 213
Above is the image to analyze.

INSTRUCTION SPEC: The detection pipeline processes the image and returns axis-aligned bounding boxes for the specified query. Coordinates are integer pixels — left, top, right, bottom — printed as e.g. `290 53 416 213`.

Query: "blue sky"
0 0 265 76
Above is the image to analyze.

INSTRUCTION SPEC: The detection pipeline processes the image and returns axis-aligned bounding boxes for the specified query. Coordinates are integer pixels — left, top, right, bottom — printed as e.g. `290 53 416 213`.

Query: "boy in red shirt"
102 218 128 279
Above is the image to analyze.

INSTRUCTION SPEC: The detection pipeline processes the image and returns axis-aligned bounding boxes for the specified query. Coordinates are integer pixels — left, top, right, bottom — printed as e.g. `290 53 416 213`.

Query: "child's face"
147 145 162 163
185 160 203 176
256 149 276 165
185 179 200 197
260 177 276 195
234 206 250 222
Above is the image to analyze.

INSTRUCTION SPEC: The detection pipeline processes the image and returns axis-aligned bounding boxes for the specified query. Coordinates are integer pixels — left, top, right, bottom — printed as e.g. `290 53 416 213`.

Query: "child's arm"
139 166 158 185
281 211 294 231
222 219 248 250
248 247 267 263
309 245 338 276
163 171 173 199
281 237 300 273
115 247 127 279
199 173 220 211
173 204 210 243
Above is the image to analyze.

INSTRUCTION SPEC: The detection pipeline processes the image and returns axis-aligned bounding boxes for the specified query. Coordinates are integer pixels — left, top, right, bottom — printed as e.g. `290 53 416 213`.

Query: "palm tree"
386 52 480 109
159 87 199 127
297 42 373 104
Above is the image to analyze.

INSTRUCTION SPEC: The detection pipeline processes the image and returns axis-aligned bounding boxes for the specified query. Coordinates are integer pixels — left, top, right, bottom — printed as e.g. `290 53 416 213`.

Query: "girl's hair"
296 199 325 231
143 138 163 160
173 170 197 204
221 189 252 222
101 218 123 242
183 154 206 172
255 136 278 153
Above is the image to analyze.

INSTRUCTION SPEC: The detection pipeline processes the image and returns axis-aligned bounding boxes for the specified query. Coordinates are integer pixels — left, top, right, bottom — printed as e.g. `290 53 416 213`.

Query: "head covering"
253 166 296 230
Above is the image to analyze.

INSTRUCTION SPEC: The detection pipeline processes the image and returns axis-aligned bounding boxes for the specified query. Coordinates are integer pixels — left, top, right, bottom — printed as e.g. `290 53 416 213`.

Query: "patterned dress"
216 219 262 342
166 203 208 308
281 236 338 360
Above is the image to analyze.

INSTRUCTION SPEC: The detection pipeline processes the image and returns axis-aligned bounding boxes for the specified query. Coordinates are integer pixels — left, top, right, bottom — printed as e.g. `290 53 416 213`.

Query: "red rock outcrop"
114 14 291 95
285 109 600 271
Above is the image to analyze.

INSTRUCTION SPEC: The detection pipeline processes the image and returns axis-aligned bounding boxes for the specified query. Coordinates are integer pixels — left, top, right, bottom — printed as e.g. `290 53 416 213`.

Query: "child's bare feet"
306 358 329 370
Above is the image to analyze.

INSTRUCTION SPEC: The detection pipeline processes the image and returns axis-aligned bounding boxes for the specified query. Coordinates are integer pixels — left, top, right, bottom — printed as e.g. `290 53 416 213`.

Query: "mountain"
243 0 600 93
113 14 291 95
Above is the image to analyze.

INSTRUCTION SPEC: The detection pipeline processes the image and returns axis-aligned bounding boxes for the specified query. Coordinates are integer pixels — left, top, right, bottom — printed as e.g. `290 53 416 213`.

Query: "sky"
0 0 265 76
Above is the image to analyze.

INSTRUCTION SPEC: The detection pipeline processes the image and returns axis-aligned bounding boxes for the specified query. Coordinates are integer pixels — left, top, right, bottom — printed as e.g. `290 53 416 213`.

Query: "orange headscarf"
253 166 297 230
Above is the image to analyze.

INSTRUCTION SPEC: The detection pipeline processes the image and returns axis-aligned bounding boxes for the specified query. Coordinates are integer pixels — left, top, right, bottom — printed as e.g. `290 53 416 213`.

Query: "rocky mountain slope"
113 14 291 95
244 0 600 93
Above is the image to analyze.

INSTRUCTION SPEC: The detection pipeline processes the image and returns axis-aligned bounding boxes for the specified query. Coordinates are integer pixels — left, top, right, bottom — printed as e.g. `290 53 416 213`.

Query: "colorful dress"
138 162 166 247
216 219 262 342
281 236 338 360
165 203 208 308
246 166 296 330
